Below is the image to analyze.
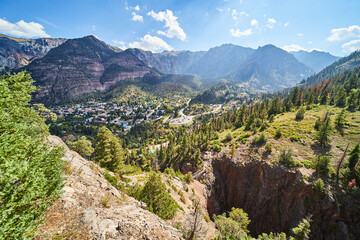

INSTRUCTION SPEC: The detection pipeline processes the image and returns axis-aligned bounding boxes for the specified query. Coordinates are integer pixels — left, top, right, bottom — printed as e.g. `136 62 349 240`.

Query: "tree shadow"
335 125 345 137
310 142 332 156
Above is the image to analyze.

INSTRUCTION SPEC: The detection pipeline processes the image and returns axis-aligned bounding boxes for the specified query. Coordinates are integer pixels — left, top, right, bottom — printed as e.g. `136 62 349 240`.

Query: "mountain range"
0 34 345 104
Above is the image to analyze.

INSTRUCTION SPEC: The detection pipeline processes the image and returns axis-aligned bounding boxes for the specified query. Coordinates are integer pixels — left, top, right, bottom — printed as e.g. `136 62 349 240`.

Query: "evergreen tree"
0 72 64 239
335 109 346 126
67 136 94 158
335 87 347 107
315 112 333 147
139 173 178 220
95 126 124 172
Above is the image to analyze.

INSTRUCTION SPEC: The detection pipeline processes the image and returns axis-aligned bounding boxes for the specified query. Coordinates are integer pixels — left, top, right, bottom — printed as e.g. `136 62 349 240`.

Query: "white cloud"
112 40 126 49
282 44 308 52
268 18 276 24
266 18 276 29
327 25 360 42
297 33 304 37
230 28 252 37
282 44 323 52
131 12 143 22
342 39 360 53
284 22 289 27
134 5 140 11
216 7 224 12
128 34 173 52
147 10 186 41
232 9 239 20
251 19 258 26
240 11 249 17
92 25 96 31
0 18 50 38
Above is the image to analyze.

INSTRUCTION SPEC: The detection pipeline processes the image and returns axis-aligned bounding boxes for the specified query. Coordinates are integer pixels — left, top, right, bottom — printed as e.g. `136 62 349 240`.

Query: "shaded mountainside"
21 36 199 104
186 44 254 80
0 34 66 71
302 50 360 86
128 48 206 74
227 45 314 91
291 50 340 73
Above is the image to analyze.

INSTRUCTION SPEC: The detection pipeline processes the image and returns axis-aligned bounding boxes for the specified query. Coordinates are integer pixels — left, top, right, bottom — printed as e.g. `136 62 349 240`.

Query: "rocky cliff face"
205 154 357 239
0 34 66 71
36 136 184 239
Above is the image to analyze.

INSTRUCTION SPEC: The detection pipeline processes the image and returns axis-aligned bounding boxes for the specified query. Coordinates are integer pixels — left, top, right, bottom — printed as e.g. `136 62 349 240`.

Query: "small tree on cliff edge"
315 112 332 148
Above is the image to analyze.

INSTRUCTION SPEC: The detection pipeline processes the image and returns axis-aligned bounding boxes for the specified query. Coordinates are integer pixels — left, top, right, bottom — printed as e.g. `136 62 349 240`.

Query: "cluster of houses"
49 100 165 131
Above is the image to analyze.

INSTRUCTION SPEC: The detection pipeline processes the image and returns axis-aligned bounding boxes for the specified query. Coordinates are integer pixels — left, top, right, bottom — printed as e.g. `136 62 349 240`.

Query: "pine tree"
316 112 333 147
95 126 124 172
335 87 347 107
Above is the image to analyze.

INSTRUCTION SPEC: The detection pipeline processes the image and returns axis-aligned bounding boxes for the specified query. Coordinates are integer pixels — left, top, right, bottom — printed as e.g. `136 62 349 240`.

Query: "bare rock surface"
35 135 183 239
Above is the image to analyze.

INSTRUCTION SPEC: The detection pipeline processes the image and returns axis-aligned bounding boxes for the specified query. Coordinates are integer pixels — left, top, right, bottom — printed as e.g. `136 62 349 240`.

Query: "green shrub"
303 160 312 169
312 154 332 175
224 133 233 142
212 144 222 152
259 121 270 131
104 171 125 190
313 178 325 196
213 208 251 239
279 148 296 168
164 167 176 177
265 143 272 153
184 172 193 183
295 107 305 121
275 128 282 138
290 135 301 142
252 133 267 145
138 173 179 220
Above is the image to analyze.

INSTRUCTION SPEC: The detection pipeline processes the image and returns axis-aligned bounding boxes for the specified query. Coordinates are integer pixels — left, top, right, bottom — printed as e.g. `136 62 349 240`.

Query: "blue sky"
0 0 359 56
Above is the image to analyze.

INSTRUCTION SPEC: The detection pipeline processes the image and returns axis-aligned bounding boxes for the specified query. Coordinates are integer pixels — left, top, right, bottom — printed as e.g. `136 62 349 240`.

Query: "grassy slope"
215 105 360 170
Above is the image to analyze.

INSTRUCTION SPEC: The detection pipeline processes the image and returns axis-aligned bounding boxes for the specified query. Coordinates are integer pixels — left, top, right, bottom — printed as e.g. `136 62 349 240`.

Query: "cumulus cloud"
0 18 50 38
251 19 258 26
327 25 360 42
230 28 252 37
282 44 323 52
342 39 360 53
128 34 173 52
266 18 276 29
131 12 143 22
232 9 239 20
284 22 289 27
240 11 249 17
147 10 186 41
134 5 140 11
282 44 308 52
112 40 126 49
297 33 304 37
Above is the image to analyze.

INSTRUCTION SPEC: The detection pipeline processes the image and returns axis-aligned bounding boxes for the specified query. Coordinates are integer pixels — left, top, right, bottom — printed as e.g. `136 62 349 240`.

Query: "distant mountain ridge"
301 50 360 86
0 33 353 103
226 44 313 91
290 50 340 73
0 34 66 71
130 44 314 91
